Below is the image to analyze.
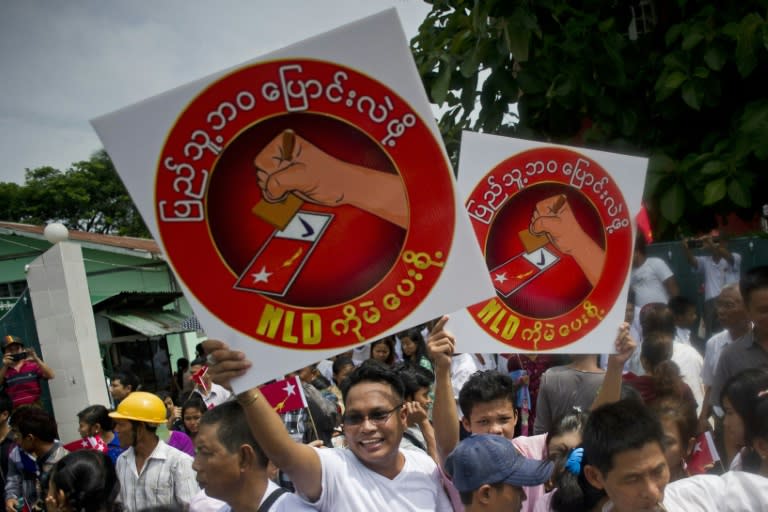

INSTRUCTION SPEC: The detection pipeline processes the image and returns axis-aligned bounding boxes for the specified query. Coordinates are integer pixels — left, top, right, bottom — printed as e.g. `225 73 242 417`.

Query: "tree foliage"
411 0 768 238
0 150 150 237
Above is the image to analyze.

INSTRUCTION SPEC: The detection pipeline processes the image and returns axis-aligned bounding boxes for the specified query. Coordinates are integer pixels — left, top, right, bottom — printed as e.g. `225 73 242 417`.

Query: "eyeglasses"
342 403 403 427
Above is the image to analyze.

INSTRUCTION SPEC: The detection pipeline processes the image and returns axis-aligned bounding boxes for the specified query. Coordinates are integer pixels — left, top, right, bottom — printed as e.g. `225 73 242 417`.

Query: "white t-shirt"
217 480 313 512
662 471 768 511
301 447 451 511
631 257 674 308
695 254 741 300
671 341 705 416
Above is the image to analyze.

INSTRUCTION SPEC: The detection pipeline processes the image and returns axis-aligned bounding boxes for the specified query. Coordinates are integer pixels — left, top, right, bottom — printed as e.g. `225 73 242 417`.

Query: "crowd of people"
0 241 766 511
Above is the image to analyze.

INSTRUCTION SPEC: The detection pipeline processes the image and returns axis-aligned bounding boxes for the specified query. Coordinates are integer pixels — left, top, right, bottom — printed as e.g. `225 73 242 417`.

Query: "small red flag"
192 365 210 394
259 375 308 414
63 435 108 453
687 431 720 475
636 203 653 243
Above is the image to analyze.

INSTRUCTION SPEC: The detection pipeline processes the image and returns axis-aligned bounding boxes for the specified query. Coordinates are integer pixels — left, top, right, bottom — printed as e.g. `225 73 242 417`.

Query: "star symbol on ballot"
494 272 508 284
283 381 296 396
252 266 272 283
81 439 89 448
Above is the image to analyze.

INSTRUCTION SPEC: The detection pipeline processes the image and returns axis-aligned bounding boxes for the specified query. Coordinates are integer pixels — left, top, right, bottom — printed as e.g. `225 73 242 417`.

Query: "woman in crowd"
368 336 395 367
179 395 207 443
622 330 695 406
649 395 698 481
45 450 120 512
720 368 768 471
399 328 432 371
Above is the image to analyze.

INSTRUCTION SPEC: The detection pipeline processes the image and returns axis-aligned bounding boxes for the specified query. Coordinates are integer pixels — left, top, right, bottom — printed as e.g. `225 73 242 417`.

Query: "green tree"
412 0 768 238
8 150 150 237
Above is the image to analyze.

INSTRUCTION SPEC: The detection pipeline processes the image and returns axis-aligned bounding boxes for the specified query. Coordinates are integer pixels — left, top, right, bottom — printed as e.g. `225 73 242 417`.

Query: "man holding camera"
0 335 54 409
683 234 741 338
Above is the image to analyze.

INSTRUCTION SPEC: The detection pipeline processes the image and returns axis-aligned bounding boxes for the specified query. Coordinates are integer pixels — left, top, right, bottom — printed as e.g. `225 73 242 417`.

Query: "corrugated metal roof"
99 310 189 337
92 291 182 311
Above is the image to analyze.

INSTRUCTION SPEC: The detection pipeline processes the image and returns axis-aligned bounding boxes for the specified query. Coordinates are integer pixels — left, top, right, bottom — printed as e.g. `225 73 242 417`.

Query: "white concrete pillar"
26 241 109 442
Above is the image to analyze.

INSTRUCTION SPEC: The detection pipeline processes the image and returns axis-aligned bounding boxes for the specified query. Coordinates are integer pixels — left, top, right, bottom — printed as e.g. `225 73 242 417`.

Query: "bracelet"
237 389 260 407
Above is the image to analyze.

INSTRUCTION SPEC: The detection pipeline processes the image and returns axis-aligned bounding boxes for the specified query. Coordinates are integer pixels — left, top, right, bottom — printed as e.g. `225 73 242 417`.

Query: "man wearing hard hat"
109 392 199 512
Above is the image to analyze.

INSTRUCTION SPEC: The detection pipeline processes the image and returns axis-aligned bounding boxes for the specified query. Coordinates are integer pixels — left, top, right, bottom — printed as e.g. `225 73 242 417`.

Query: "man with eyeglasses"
204 341 452 511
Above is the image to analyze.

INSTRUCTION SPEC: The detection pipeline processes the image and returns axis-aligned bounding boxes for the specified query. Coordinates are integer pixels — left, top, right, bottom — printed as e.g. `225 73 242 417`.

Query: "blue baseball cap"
445 434 553 493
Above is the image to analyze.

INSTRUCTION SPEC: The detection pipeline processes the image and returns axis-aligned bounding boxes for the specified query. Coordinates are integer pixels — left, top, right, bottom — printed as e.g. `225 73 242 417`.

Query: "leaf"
460 47 481 78
664 71 687 90
681 81 701 110
506 23 531 62
431 62 452 105
727 178 751 208
700 161 724 175
703 45 727 71
660 183 686 223
682 30 704 51
703 177 727 205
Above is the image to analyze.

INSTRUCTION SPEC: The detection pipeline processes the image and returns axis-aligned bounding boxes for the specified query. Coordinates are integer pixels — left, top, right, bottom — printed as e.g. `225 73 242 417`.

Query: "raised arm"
591 323 635 410
204 340 324 501
426 316 460 464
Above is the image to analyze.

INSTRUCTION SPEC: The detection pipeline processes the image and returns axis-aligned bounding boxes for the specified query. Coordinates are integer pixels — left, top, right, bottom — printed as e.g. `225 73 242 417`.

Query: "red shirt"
4 361 43 407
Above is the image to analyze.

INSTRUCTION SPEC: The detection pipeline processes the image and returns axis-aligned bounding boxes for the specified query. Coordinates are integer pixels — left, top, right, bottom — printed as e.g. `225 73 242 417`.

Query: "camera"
9 351 28 362
686 237 719 249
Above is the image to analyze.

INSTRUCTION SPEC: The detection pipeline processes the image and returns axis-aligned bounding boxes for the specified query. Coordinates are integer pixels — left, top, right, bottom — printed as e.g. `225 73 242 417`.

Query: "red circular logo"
465 147 632 350
155 60 455 350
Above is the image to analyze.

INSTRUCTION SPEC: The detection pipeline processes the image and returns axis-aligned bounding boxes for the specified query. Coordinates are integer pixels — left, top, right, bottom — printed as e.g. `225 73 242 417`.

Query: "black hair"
459 482 507 506
0 393 12 415
111 371 139 392
369 336 396 366
639 331 687 402
740 265 768 307
750 394 768 455
546 409 589 448
331 357 355 387
550 444 606 512
720 368 768 473
176 357 189 371
458 370 518 420
340 359 404 405
638 303 676 337
398 328 428 364
181 395 207 420
77 405 115 431
199 401 268 468
50 450 121 512
667 296 696 317
393 363 434 400
582 399 664 475
189 357 207 368
17 407 58 443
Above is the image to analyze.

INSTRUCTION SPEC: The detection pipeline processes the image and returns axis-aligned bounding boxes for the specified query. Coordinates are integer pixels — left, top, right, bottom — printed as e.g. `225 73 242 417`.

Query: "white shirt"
196 382 233 408
116 439 199 512
631 257 674 307
217 480 313 512
695 254 741 300
301 447 452 511
663 471 768 511
671 341 705 416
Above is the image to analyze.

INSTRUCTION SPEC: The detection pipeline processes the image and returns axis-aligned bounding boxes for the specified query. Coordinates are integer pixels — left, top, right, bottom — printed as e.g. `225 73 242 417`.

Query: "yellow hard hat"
109 391 167 424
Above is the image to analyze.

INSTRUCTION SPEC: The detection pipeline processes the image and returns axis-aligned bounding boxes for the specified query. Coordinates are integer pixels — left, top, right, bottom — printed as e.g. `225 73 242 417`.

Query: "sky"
0 0 432 184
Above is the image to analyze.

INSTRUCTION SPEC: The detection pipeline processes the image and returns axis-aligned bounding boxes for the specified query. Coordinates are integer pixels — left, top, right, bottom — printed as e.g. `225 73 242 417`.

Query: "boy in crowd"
77 404 123 464
445 434 552 512
109 371 139 407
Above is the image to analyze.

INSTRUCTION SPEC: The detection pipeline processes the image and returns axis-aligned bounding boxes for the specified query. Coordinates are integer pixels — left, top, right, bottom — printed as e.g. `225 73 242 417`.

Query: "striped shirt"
115 439 199 512
4 361 43 407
